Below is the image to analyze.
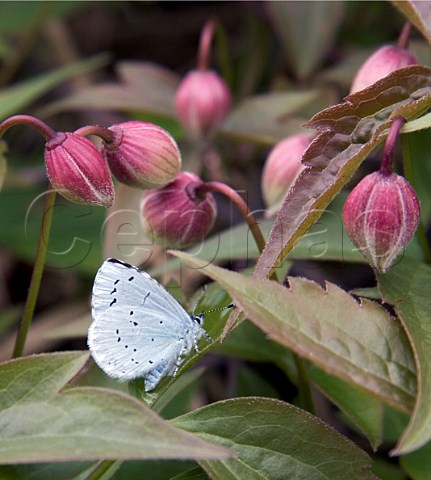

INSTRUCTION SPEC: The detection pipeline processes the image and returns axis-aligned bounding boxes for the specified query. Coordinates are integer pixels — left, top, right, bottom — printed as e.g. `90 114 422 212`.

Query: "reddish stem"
397 22 412 49
74 125 114 143
380 117 406 176
198 19 216 71
0 115 56 140
193 180 266 253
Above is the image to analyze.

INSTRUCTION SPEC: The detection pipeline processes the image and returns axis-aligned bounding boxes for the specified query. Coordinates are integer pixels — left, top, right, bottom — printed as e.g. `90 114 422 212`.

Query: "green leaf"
254 65 431 279
309 366 383 449
221 89 335 145
0 185 105 274
267 1 345 80
0 140 7 191
0 54 109 119
172 397 378 479
377 259 431 454
170 466 208 480
0 351 233 463
170 251 417 412
400 441 431 480
39 61 179 119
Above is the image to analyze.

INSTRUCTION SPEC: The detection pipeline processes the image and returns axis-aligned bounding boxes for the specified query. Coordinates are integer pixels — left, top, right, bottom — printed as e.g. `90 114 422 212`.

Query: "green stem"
12 190 56 358
83 460 120 480
401 134 431 263
293 354 316 415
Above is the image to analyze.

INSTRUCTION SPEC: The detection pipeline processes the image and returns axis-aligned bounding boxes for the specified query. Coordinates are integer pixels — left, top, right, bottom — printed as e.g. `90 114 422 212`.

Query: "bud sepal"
342 171 420 273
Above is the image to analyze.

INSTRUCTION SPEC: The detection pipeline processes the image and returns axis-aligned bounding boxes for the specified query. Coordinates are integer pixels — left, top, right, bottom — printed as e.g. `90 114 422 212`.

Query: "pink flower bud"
262 133 312 211
343 171 420 273
350 45 419 94
102 121 181 189
175 70 232 139
45 132 114 207
140 172 217 248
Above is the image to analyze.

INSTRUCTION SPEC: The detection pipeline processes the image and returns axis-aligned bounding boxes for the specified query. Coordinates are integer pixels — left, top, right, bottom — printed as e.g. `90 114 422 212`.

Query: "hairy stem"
0 115 56 140
194 180 266 253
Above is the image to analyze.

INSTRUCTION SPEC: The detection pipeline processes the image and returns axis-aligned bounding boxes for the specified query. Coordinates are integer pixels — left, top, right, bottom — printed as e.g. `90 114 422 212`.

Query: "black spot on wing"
110 298 117 307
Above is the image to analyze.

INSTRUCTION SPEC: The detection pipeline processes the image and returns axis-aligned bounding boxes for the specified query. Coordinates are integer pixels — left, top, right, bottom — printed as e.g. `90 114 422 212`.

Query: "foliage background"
0 2 430 480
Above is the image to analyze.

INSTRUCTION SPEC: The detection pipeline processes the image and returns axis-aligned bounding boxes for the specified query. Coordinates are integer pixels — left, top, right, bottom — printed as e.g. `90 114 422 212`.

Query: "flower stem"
74 125 114 143
12 190 56 358
380 116 406 176
198 19 216 71
0 114 56 140
195 181 266 253
397 21 412 49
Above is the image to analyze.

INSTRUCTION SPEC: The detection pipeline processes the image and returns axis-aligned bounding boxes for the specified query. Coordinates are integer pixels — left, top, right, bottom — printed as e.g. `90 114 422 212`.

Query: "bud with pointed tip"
175 70 232 140
140 172 217 248
45 132 115 207
343 171 420 273
350 45 418 94
262 133 312 213
102 121 181 189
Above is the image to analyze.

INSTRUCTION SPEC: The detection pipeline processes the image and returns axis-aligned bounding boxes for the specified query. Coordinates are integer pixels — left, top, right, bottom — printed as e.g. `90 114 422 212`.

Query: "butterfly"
88 258 209 392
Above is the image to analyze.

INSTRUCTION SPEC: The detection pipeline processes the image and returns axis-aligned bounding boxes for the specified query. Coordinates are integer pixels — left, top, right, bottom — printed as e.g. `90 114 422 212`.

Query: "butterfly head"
191 313 205 326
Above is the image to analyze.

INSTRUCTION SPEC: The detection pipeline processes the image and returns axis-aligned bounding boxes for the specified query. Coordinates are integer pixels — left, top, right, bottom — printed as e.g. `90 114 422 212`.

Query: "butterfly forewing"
88 258 204 388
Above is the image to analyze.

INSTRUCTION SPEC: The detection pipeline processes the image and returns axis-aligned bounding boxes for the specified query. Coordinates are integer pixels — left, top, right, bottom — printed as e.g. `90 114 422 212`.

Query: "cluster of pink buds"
342 117 420 273
0 115 181 208
175 19 232 140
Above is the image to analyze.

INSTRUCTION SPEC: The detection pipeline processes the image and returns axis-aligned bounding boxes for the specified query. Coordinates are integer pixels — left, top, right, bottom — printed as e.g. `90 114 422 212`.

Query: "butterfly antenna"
191 285 207 315
198 303 235 315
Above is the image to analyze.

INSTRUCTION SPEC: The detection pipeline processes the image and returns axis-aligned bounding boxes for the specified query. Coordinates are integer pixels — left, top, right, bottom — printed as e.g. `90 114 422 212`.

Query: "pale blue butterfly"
88 258 210 392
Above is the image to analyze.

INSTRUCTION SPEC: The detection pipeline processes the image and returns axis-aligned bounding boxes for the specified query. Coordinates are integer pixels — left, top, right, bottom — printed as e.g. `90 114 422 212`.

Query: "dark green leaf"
172 397 378 479
377 259 431 454
0 352 232 463
170 252 417 412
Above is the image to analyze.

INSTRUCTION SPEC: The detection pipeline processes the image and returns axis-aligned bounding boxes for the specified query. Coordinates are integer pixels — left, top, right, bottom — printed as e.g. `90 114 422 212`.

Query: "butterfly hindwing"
88 258 206 389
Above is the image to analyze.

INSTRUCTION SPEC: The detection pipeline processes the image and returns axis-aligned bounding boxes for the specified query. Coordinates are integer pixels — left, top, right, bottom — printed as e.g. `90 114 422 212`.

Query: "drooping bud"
175 70 232 140
262 133 313 213
45 132 115 207
350 45 418 94
140 171 217 248
102 121 181 189
342 171 420 273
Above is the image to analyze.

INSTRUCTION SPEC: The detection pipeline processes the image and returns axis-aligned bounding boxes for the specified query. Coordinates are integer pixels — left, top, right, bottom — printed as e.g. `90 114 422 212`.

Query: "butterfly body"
88 258 207 391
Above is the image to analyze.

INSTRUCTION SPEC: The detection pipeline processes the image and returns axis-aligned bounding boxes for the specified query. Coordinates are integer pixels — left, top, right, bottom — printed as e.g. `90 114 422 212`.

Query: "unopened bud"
140 172 217 248
175 70 231 139
262 133 312 213
103 121 181 189
343 171 420 273
45 132 114 207
350 45 418 94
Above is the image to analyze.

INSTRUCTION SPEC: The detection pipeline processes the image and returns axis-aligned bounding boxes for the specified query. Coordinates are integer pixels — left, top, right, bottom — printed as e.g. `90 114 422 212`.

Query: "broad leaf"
172 397 378 479
0 54 109 119
254 66 431 279
400 441 431 480
267 1 345 80
0 352 232 463
39 61 179 119
309 367 384 449
377 259 431 454
170 251 417 412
